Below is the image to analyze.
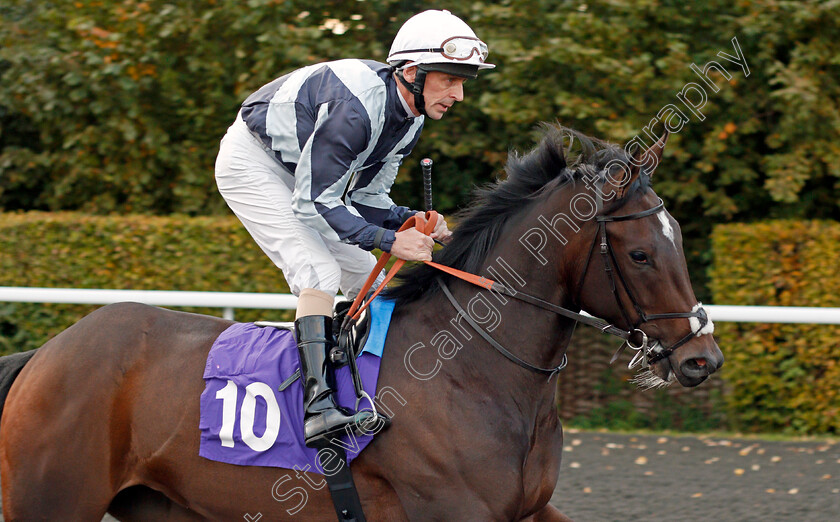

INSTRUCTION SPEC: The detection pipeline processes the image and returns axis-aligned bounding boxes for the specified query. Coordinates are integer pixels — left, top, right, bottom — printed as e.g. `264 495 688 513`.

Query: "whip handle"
421 158 433 211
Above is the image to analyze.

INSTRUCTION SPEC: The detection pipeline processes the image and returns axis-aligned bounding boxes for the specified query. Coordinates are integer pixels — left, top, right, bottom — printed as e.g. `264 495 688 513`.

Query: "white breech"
214 113 385 299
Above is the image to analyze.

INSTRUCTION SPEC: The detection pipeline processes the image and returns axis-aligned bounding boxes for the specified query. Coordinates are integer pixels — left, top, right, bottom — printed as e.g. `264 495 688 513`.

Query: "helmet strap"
396 67 428 117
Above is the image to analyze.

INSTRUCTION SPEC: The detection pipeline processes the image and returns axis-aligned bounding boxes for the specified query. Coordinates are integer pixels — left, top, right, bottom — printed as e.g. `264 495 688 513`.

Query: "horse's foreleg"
108 485 207 521
1 430 113 521
521 504 574 522
0 357 115 521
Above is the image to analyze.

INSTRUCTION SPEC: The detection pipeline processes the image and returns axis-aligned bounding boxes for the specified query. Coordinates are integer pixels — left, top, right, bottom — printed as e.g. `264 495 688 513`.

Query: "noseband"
578 196 710 367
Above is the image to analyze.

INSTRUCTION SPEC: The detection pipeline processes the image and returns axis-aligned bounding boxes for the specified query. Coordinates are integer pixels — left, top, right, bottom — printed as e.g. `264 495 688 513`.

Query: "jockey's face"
420 71 466 120
400 67 466 120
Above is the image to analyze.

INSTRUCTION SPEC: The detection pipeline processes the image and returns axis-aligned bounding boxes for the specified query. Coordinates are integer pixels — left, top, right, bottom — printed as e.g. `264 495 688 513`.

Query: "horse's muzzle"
676 345 724 386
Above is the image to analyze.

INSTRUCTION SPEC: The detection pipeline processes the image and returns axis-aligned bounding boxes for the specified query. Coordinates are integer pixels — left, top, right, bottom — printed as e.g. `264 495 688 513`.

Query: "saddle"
260 300 375 395
330 299 391 430
331 300 372 364
254 301 370 362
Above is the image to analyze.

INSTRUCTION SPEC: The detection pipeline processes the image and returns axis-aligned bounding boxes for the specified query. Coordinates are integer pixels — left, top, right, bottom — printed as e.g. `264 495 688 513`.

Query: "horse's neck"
394 280 572 448
422 223 578 418
385 190 583 427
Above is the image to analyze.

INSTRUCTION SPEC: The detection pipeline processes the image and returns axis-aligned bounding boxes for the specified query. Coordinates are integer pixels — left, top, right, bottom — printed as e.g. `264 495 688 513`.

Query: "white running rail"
1 286 839 324
0 286 299 320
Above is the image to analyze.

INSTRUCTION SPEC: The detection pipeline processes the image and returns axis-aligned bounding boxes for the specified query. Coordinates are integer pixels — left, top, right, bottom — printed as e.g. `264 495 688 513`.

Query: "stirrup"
304 408 377 446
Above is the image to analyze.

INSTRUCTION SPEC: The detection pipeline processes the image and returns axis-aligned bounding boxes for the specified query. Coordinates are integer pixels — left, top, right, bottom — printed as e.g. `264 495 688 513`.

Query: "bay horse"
0 126 722 521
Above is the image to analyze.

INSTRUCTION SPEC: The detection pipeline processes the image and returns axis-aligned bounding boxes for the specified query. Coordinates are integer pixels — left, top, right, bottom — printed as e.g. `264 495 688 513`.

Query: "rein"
344 212 631 340
344 194 708 374
343 211 611 377
436 277 567 377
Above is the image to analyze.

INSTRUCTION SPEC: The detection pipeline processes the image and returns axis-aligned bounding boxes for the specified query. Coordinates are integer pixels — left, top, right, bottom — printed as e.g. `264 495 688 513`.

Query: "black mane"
384 124 636 307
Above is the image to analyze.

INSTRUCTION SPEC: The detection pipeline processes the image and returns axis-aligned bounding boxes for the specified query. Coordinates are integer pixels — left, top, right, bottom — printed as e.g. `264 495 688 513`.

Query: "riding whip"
421 158 433 211
421 158 445 246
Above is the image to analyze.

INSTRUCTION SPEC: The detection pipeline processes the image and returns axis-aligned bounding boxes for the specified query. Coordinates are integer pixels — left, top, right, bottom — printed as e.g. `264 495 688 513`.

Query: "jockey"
214 10 494 446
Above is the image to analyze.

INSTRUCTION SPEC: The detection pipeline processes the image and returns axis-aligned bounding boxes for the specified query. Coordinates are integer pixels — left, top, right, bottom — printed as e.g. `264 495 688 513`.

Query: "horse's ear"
645 129 669 178
614 130 669 198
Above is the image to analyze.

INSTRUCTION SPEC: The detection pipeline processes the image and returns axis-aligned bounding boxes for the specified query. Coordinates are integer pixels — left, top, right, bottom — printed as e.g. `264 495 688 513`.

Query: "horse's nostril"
681 358 713 378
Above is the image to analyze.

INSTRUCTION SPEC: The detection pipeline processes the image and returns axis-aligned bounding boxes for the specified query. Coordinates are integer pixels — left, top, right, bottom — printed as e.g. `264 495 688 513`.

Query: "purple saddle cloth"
198 299 394 473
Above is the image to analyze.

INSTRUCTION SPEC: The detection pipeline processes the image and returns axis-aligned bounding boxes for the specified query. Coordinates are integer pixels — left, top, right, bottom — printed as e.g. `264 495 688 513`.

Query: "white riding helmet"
388 9 495 76
388 10 494 116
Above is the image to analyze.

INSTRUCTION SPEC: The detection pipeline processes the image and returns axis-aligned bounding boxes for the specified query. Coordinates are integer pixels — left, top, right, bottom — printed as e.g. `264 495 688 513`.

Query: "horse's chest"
519 422 565 511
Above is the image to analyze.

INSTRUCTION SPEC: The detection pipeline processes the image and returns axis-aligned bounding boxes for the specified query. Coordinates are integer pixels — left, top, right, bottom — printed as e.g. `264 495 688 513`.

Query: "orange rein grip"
345 210 499 323
346 211 440 321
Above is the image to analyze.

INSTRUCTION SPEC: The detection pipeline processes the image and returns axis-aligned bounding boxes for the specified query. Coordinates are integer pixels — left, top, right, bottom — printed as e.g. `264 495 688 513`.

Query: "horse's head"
566 130 724 388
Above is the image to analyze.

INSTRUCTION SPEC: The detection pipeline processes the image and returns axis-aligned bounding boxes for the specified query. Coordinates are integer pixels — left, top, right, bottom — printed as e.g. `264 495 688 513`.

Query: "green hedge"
5 213 838 435
0 212 293 354
710 220 840 434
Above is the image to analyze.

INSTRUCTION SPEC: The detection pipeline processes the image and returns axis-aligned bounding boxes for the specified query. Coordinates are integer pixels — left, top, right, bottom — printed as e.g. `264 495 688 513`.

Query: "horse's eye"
630 251 649 264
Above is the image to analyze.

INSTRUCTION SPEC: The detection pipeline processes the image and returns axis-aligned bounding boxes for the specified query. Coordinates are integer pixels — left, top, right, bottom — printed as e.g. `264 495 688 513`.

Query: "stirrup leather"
295 315 375 445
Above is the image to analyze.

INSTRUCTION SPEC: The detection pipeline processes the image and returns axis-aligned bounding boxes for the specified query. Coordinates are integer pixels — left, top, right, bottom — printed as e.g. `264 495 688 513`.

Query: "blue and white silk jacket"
241 59 425 252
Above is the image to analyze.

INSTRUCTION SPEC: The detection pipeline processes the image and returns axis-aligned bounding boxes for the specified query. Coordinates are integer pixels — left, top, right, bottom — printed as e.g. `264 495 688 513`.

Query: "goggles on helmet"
391 36 489 63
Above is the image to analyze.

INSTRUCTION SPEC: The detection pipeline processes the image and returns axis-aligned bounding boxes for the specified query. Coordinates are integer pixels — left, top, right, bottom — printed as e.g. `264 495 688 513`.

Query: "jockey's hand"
391 228 434 262
413 211 453 244
430 214 453 244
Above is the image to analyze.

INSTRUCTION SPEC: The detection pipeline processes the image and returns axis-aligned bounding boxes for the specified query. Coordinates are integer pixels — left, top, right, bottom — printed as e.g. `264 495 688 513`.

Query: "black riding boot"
295 315 373 446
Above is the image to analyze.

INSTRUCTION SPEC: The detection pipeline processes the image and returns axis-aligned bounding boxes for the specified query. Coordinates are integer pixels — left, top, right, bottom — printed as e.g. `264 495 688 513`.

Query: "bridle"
578 194 710 368
344 182 710 378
